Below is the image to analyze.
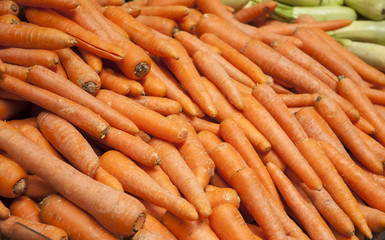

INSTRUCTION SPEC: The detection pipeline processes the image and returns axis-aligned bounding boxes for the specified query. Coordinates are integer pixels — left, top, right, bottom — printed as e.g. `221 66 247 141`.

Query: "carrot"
99 150 198 221
355 127 385 164
9 195 41 223
219 118 283 208
0 0 18 16
209 170 230 188
77 47 103 73
140 199 167 222
205 185 240 209
234 1 277 23
149 137 212 218
99 0 124 6
99 66 133 95
161 38 217 118
296 138 372 238
0 128 146 237
354 116 376 135
0 13 20 24
201 77 271 153
315 95 383 174
131 95 181 116
168 114 215 188
23 175 56 200
136 15 179 37
40 194 119 240
192 50 244 110
0 215 68 240
0 98 29 120
177 8 202 35
360 87 385 105
18 124 64 161
199 33 269 85
53 61 67 79
0 23 77 49
247 224 268 240
180 113 220 136
174 30 255 88
26 65 139 135
272 83 293 94
0 89 25 100
141 73 167 97
142 214 177 240
271 39 338 91
0 59 5 76
161 211 219 240
96 89 187 143
0 154 27 198
0 48 59 70
93 167 124 192
12 0 78 10
356 201 385 233
258 149 287 171
121 0 148 7
337 77 385 147
278 93 319 108
209 203 262 240
148 0 195 7
320 141 385 214
0 200 9 220
139 5 190 20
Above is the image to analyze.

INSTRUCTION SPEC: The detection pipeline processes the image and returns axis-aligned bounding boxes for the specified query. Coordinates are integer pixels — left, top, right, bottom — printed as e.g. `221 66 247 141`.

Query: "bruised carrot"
136 15 179 37
0 200 9 220
40 194 119 240
26 65 139 135
180 113 220 136
142 214 177 240
0 13 20 24
0 98 29 120
205 185 240 209
234 1 277 23
24 175 56 200
93 167 124 192
0 48 59 70
77 47 103 73
10 195 41 223
177 8 202 35
0 154 27 198
0 23 77 49
141 73 167 97
99 150 198 221
12 0 78 10
139 5 190 20
131 95 181 116
0 128 146 237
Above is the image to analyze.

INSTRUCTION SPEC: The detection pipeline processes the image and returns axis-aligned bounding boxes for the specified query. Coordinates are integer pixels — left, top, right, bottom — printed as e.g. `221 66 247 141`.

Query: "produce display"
0 0 385 239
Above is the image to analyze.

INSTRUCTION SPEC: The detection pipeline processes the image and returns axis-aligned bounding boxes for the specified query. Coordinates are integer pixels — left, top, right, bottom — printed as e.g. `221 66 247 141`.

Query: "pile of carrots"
1 0 385 239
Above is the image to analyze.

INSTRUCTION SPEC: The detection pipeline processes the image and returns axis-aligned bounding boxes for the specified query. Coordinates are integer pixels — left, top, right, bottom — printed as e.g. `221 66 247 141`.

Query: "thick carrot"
141 73 167 97
136 15 179 37
26 65 139 135
98 66 134 95
0 200 9 220
179 113 220 136
99 150 198 221
12 0 78 10
177 8 202 35
0 128 146 237
40 194 119 240
0 48 59 70
168 114 215 188
296 138 372 238
56 48 101 95
0 215 68 240
193 50 244 110
315 95 383 174
0 0 18 15
0 154 27 198
10 195 41 223
278 93 319 108
209 203 262 240
234 1 277 23
139 5 190 20
77 47 103 73
0 23 77 49
356 201 385 233
271 39 338 91
93 167 124 192
148 0 195 7
337 77 385 147
0 98 30 120
24 175 56 200
201 77 271 153
149 137 212 218
131 95 181 116
142 214 177 240
0 13 20 24
205 185 240 209
96 89 187 143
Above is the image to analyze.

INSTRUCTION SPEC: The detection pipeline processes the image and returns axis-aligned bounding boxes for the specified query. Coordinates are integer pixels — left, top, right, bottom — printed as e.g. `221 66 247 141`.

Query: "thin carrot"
12 0 78 10
141 73 167 97
0 200 9 220
0 48 59 70
93 167 124 192
142 214 177 240
24 175 56 200
77 47 103 73
26 65 139 135
136 15 179 37
234 1 277 23
0 13 20 24
356 200 385 233
205 185 240 209
354 117 376 135
0 98 30 120
40 194 119 240
99 66 132 95
149 137 212 218
9 195 41 223
179 113 220 136
148 0 195 7
0 128 146 237
209 203 262 240
131 95 181 116
0 154 27 198
99 150 198 221
0 22 77 49
139 5 190 20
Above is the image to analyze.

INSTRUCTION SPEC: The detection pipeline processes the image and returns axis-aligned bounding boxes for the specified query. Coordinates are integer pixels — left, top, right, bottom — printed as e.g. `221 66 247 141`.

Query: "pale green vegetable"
344 0 385 21
337 38 385 72
273 0 343 6
220 0 249 11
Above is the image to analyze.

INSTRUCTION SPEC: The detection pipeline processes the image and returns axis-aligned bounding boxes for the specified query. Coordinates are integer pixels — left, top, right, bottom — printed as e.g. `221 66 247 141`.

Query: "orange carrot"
209 170 230 188
141 73 167 97
247 224 267 240
139 5 190 20
12 0 78 10
136 15 179 37
0 22 77 49
148 0 195 7
180 113 220 136
149 137 212 218
209 203 262 240
278 93 319 108
99 67 131 95
356 201 385 233
24 175 57 200
142 214 177 240
99 0 124 6
10 195 41 223
53 61 67 79
315 95 383 174
26 65 139 135
0 0 18 15
0 128 146 237
131 229 170 240
0 200 9 220
234 1 277 23
0 48 59 70
162 212 219 240
99 150 198 221
355 127 385 164
0 13 20 24
0 154 27 198
121 0 148 7
0 59 6 75
77 47 103 73
354 117 375 135
177 8 202 35
360 87 385 105
205 185 240 209
93 167 124 192
0 98 30 120
0 215 68 240
131 95 181 116
272 83 293 94
258 149 287 171
40 194 119 240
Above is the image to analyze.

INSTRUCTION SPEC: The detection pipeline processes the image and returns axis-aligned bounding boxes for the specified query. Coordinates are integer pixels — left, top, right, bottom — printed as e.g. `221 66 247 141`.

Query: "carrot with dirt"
26 65 139 135
12 0 78 10
0 98 30 120
315 95 383 174
205 185 240 209
77 47 103 73
0 154 27 198
0 48 59 70
141 73 167 97
99 150 198 221
168 114 215 188
139 5 190 19
234 1 277 23
9 195 41 223
131 95 181 116
0 22 76 49
39 194 119 240
136 15 179 37
93 167 124 192
24 175 56 200
0 128 146 237
0 200 9 220
38 111 100 177
149 137 212 218
179 113 220 136
209 202 262 240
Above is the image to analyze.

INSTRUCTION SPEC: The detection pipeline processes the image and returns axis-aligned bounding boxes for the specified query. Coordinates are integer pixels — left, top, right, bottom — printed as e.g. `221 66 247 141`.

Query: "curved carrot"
99 150 198 221
0 154 27 198
141 73 167 97
140 5 190 20
142 214 177 240
26 65 138 135
10 195 41 223
0 22 77 49
40 194 119 240
131 95 181 116
234 1 277 23
136 15 179 37
77 47 103 73
205 185 240 209
0 98 30 120
0 128 146 237
93 167 124 192
0 200 9 220
0 48 59 70
12 0 78 10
